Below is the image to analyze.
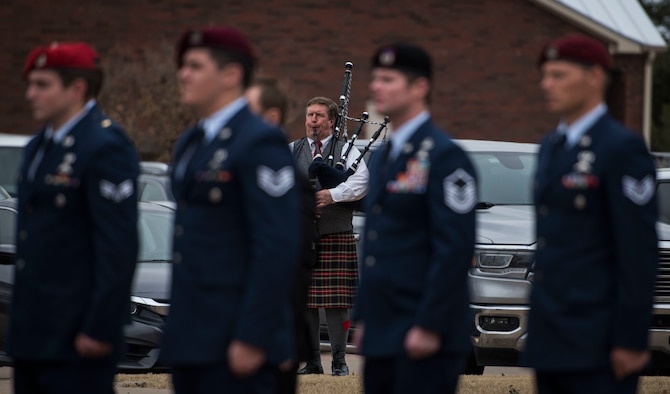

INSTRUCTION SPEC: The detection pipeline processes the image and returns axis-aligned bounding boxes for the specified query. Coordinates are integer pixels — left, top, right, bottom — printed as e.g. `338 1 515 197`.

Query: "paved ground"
0 355 531 393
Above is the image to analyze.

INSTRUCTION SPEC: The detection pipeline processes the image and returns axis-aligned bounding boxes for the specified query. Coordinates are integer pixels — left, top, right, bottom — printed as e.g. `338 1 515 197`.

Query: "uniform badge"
99 179 134 202
545 46 558 60
574 194 587 210
577 150 595 163
443 168 477 214
256 165 294 197
209 187 222 203
579 135 592 147
57 164 73 175
420 137 434 151
218 127 233 140
54 193 66 208
35 53 47 68
63 135 75 148
622 174 654 205
573 160 591 174
101 119 112 128
402 143 413 155
208 149 228 169
190 31 203 45
379 48 395 66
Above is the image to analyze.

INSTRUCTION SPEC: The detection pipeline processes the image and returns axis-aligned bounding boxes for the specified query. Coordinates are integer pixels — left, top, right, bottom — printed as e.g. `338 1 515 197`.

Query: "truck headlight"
477 253 514 269
472 249 534 279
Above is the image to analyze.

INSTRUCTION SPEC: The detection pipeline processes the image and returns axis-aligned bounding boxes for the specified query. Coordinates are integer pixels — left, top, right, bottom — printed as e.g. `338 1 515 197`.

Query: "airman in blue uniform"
524 34 658 394
353 43 478 394
159 27 301 394
9 42 140 394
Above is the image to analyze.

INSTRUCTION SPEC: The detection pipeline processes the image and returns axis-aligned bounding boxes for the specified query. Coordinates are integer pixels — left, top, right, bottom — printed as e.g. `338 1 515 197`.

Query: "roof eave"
529 0 668 54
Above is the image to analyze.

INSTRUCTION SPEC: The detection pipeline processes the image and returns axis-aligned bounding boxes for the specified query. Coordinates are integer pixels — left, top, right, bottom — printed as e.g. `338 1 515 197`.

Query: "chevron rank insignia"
99 179 134 202
622 174 654 205
444 168 477 214
257 165 294 197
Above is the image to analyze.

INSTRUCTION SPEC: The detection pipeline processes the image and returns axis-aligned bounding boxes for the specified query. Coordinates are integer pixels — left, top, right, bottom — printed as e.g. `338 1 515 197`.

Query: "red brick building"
0 0 665 154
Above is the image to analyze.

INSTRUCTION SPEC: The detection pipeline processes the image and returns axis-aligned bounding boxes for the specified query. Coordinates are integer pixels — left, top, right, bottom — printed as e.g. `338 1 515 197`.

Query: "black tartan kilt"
307 231 358 308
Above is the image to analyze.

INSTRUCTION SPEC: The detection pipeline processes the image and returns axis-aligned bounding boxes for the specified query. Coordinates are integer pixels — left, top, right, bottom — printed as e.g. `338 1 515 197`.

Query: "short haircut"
306 96 338 120
253 77 289 126
402 70 432 105
57 68 104 99
208 47 254 88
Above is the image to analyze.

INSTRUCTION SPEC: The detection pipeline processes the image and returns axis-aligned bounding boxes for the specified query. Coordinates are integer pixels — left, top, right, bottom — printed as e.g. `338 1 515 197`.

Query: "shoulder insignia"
101 119 112 128
443 168 477 214
622 174 654 205
257 165 294 197
99 179 134 202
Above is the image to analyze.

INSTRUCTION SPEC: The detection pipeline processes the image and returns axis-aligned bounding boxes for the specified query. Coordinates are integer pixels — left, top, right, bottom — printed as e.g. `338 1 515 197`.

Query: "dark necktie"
381 140 394 175
28 135 54 181
174 127 205 180
547 132 567 166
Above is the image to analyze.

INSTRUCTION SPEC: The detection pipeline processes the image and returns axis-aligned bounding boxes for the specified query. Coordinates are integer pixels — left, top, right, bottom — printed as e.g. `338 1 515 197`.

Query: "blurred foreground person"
160 26 301 394
9 41 139 393
353 43 477 394
524 34 658 394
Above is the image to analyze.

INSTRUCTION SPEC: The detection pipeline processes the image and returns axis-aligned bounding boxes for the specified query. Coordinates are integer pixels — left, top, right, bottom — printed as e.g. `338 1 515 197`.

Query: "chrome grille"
655 249 670 300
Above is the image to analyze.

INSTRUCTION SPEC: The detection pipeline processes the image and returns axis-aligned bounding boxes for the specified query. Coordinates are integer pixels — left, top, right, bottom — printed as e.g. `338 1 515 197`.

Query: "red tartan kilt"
307 231 358 308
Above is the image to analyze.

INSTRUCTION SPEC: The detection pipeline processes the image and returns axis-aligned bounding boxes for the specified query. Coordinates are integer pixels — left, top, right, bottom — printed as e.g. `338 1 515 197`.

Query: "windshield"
469 152 537 205
137 210 174 261
0 147 25 197
658 181 670 224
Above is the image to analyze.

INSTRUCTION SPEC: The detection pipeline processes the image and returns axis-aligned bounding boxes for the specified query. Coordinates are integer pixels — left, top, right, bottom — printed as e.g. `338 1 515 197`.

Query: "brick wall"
0 0 646 150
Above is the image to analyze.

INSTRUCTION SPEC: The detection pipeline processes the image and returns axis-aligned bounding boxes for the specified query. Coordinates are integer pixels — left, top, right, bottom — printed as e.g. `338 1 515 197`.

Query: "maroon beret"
176 26 256 67
23 42 99 78
538 34 612 70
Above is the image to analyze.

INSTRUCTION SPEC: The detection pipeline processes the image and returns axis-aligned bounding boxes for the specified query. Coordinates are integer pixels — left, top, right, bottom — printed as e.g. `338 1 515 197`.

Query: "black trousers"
364 352 465 394
13 358 117 394
171 362 276 394
535 369 640 394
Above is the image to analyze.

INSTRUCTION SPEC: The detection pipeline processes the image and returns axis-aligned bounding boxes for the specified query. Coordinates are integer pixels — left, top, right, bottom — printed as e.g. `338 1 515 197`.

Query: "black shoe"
332 362 349 376
297 362 323 375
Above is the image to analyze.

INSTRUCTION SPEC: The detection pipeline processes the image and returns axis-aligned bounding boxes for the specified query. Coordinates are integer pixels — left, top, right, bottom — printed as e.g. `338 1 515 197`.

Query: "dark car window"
138 210 173 261
0 208 16 245
470 152 537 205
0 147 24 197
658 181 670 225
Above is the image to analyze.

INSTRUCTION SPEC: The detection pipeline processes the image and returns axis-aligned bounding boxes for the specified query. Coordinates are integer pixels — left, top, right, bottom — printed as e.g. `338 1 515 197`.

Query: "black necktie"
174 127 205 179
547 132 567 165
381 140 394 174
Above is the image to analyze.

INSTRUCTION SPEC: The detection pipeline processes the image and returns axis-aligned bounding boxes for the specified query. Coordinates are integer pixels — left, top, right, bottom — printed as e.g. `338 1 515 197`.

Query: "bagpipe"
308 62 390 211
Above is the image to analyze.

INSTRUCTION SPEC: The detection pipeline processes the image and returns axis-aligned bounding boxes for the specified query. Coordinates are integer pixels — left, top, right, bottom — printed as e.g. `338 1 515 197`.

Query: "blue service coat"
354 119 477 358
160 105 300 365
8 105 140 362
524 113 658 371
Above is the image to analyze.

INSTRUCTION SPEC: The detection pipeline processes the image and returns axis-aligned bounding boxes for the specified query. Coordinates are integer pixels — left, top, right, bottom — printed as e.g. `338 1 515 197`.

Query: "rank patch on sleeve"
622 174 654 205
100 179 134 202
257 165 294 197
443 168 477 214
